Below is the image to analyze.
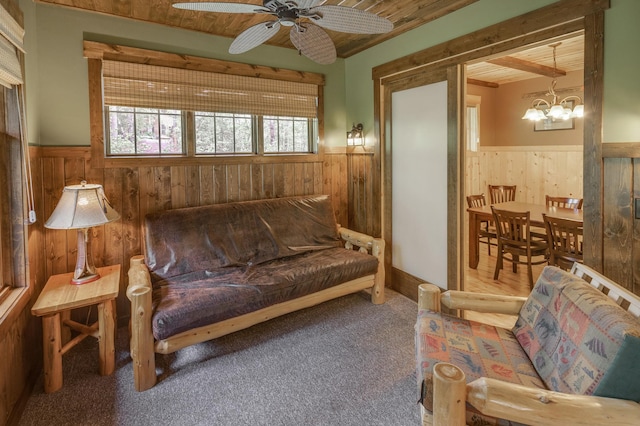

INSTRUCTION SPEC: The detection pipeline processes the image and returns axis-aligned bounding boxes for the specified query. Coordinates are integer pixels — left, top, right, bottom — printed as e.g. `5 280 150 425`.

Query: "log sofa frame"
127 226 385 392
418 263 640 426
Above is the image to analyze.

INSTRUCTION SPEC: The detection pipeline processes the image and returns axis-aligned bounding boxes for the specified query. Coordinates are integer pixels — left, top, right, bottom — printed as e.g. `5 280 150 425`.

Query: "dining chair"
488 185 516 204
545 195 583 209
466 194 496 255
491 206 548 289
542 213 584 270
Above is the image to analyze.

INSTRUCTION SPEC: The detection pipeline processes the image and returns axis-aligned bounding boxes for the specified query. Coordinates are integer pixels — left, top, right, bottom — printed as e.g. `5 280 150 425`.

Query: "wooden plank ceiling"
35 0 480 58
37 0 583 82
467 33 584 86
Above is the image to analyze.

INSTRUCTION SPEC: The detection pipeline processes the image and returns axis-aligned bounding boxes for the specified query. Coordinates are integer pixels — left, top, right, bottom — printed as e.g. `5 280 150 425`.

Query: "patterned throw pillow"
513 265 640 401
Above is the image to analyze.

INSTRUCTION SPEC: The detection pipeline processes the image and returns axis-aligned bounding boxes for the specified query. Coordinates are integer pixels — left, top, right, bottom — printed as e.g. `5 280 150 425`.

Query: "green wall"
20 2 346 147
344 0 640 144
603 0 640 142
21 0 640 148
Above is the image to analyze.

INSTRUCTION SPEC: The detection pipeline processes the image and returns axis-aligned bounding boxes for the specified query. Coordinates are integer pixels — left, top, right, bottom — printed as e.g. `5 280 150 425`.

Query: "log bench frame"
127 226 385 392
418 263 640 426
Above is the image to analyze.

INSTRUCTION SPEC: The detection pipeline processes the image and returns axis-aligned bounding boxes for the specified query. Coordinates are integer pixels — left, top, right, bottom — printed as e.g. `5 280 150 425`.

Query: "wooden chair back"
466 193 486 208
467 194 496 255
492 206 548 288
488 185 516 204
543 213 583 270
545 195 583 209
492 207 530 249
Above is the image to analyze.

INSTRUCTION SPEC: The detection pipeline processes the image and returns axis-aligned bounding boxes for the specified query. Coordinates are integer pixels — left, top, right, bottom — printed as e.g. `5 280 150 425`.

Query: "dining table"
467 201 583 269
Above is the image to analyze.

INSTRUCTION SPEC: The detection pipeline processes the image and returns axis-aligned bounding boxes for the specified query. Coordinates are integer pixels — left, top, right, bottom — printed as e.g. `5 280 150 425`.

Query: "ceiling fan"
172 1 394 64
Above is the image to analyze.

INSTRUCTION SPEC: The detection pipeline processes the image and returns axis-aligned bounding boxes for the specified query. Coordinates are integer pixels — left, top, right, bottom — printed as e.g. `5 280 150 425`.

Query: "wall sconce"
347 123 364 146
45 181 120 284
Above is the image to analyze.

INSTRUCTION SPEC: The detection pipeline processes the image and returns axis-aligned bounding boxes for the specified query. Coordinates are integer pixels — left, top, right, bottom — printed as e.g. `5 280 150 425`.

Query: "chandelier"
521 43 584 121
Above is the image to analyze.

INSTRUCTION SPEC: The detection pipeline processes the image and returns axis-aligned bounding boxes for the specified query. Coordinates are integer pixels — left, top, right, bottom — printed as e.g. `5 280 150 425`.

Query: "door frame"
373 0 606 299
382 66 462 299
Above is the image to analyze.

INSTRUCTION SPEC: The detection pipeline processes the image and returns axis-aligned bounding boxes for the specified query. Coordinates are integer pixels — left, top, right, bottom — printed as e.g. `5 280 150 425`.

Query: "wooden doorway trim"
373 0 607 299
380 65 460 300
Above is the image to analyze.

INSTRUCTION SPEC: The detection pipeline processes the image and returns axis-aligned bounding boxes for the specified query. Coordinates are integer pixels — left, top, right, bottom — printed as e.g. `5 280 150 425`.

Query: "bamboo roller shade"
102 60 319 118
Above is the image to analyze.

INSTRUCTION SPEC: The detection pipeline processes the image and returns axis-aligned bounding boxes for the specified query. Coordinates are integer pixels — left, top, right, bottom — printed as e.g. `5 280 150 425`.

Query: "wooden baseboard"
6 366 41 426
390 267 426 302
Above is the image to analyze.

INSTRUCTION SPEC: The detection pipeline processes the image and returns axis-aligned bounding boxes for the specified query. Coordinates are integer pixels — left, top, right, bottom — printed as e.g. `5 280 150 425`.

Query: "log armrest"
338 227 385 304
418 283 527 315
126 255 156 392
432 362 640 426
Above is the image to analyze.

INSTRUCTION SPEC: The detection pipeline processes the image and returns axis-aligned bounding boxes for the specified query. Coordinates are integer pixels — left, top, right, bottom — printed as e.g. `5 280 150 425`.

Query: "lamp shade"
45 182 120 229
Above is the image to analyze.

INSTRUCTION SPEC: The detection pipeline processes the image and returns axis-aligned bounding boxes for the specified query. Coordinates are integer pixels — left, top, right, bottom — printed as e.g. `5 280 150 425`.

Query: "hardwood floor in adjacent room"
463 247 546 328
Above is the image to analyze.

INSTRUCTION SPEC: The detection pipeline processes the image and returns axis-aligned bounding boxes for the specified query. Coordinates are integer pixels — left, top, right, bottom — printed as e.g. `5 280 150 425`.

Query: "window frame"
104 107 319 157
0 84 31 339
84 41 326 169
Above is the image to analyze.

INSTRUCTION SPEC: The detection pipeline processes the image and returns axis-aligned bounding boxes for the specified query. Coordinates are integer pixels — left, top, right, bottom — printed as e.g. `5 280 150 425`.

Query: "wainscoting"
602 155 640 295
466 145 584 203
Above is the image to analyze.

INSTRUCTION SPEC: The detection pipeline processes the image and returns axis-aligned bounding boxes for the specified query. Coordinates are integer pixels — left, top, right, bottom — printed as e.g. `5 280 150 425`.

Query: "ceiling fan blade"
308 5 393 34
173 2 267 14
294 0 323 9
229 21 281 54
290 24 336 65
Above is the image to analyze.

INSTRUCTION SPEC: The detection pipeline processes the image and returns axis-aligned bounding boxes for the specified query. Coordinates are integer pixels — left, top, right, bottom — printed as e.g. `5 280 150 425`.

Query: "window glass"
264 116 313 153
107 106 183 155
195 112 253 154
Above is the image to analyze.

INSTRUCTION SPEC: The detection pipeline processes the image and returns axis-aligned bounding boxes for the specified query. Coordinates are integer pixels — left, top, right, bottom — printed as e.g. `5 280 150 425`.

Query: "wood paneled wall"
36 147 348 325
466 146 584 203
347 151 377 236
602 156 640 295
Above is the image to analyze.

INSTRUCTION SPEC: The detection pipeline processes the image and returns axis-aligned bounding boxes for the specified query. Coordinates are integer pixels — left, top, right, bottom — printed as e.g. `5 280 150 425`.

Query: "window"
263 116 314 153
0 3 30 336
86 44 325 165
107 106 183 155
195 112 253 154
466 95 481 152
105 107 317 156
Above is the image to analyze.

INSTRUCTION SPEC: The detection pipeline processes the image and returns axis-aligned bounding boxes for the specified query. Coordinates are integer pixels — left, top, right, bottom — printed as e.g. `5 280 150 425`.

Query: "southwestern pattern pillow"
416 309 544 425
513 265 640 401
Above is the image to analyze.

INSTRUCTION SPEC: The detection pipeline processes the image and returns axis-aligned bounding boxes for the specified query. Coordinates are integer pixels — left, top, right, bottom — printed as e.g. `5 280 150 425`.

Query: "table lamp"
45 181 120 284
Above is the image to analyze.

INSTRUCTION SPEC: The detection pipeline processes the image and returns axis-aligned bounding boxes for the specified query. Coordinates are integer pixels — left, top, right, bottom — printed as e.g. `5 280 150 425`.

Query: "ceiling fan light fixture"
173 0 393 64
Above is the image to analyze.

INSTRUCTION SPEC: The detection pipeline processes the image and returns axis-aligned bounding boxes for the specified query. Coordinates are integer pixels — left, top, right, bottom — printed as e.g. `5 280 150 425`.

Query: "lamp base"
71 228 100 285
71 272 101 285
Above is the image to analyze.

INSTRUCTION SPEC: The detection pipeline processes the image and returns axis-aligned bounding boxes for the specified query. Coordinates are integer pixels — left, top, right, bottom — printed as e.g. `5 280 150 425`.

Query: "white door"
391 81 448 289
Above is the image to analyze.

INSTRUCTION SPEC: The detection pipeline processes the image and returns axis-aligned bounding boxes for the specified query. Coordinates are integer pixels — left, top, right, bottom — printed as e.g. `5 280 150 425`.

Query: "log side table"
31 264 120 393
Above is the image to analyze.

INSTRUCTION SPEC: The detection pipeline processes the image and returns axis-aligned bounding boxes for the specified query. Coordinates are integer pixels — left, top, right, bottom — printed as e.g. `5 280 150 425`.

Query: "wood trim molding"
37 146 91 158
477 145 583 153
582 11 605 271
372 0 609 81
602 143 640 158
83 41 326 86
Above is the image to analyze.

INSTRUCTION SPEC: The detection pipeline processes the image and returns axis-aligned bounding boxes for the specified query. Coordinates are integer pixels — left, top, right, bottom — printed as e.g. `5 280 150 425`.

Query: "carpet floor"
19 289 420 426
